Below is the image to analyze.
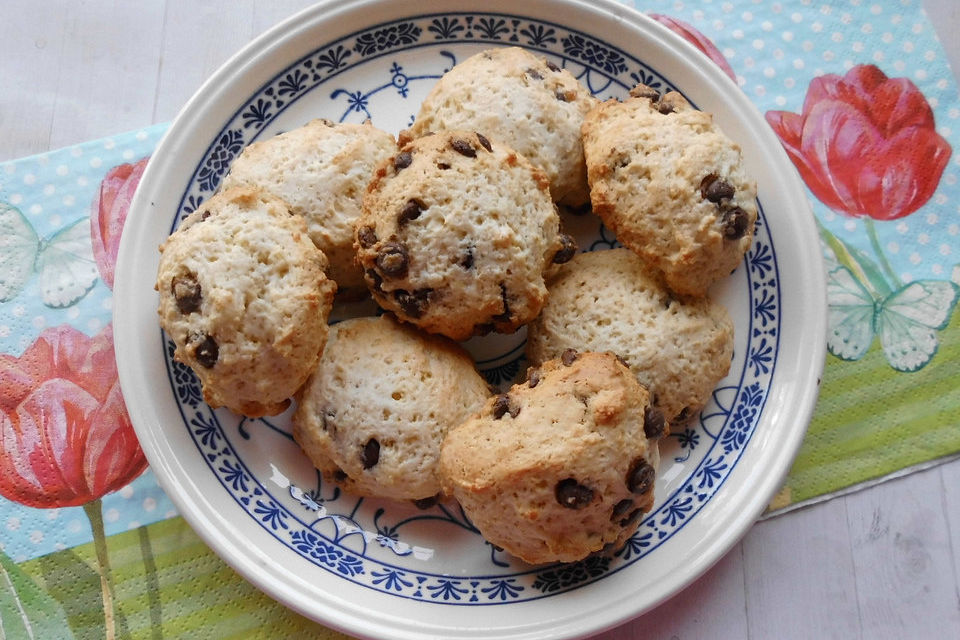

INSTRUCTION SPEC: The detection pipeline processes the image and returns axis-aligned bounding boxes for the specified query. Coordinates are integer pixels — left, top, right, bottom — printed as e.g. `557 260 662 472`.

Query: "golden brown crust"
440 351 662 564
581 86 758 296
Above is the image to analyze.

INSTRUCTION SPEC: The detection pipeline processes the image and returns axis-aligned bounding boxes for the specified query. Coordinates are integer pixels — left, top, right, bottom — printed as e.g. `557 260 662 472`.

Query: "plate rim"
114 0 827 638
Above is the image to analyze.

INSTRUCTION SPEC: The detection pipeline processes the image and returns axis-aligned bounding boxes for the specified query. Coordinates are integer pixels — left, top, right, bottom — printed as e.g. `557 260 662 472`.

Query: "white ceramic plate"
114 1 826 638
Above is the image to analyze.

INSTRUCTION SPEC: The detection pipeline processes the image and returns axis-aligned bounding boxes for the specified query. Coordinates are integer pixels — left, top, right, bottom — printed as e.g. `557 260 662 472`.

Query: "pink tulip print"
766 65 959 372
0 156 151 639
766 65 951 221
0 324 146 639
648 14 736 82
91 157 149 290
0 324 146 508
2 153 152 507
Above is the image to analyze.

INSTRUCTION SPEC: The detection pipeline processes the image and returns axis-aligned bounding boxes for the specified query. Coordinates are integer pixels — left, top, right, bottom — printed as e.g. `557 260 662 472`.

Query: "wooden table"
3 1 959 638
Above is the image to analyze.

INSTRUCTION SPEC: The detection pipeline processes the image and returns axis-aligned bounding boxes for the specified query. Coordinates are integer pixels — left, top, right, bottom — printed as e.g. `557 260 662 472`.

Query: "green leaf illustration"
34 545 130 640
0 547 76 639
816 218 893 299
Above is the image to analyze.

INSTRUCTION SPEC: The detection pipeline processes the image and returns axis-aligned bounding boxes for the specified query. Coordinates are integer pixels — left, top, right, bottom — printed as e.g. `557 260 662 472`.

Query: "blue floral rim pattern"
160 11 780 605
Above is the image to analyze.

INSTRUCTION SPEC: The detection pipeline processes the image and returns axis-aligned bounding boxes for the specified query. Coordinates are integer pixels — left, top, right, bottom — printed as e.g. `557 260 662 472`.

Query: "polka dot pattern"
634 0 959 284
0 124 171 562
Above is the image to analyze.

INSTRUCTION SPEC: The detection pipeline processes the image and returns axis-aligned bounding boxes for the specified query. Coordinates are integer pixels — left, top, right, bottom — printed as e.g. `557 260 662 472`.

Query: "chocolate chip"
525 67 543 80
200 209 211 221
555 478 594 509
436 162 451 170
552 234 577 264
394 151 413 171
376 242 409 278
413 494 440 510
398 198 425 225
561 348 578 366
610 498 634 521
365 268 384 293
555 89 576 102
491 393 520 419
475 133 492 152
629 85 661 101
700 174 735 203
492 394 511 419
657 101 675 115
194 334 218 368
493 283 511 322
675 406 692 423
459 247 474 269
171 274 201 314
358 225 378 249
394 288 432 318
545 60 561 72
360 438 380 469
472 322 495 336
451 137 476 158
643 406 666 439
626 458 655 495
527 368 542 388
619 508 643 528
721 207 749 239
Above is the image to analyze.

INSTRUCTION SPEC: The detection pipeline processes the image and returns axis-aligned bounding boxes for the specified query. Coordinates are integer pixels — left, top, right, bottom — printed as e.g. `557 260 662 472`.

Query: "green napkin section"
3 517 348 639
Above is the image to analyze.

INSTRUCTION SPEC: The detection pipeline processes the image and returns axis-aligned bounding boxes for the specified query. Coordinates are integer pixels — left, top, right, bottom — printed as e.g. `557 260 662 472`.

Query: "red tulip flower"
765 65 951 221
0 324 146 508
91 157 149 290
648 14 736 82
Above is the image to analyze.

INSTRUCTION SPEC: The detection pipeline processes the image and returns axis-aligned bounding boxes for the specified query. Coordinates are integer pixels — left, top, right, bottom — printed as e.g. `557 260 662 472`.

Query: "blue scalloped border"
160 10 780 605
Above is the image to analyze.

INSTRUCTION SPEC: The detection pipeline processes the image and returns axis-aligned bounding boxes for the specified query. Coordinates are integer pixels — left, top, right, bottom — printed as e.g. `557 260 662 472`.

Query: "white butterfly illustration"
0 201 99 308
827 263 959 372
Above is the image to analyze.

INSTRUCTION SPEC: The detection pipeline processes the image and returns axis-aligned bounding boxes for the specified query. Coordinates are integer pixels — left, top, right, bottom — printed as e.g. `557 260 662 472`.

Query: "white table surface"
3 2 960 638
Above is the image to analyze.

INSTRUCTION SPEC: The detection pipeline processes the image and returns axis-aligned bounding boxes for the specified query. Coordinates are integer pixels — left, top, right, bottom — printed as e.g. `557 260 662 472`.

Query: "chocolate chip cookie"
156 186 337 417
582 84 758 296
526 248 734 428
440 351 663 564
220 119 395 295
409 47 597 206
293 315 490 501
355 130 569 341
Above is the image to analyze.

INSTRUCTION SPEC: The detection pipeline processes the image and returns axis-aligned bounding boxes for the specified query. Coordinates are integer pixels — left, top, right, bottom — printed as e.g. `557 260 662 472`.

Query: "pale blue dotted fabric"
631 0 960 283
0 125 175 562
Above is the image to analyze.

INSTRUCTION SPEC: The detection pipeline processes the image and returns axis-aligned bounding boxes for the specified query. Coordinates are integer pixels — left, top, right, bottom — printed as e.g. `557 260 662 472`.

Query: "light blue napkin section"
0 124 174 562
